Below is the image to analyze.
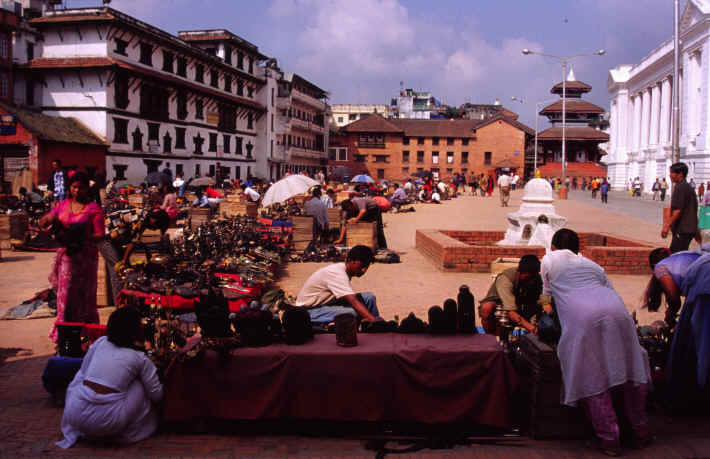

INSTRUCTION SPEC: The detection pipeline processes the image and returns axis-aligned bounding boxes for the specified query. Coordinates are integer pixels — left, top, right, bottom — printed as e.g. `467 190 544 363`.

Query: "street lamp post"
522 49 605 188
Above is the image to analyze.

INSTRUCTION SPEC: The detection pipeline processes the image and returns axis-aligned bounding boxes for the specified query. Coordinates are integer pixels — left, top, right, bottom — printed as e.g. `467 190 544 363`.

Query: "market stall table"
163 333 518 428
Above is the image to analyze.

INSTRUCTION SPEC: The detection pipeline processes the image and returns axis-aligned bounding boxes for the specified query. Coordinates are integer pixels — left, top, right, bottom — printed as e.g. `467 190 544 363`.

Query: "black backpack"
282 306 314 345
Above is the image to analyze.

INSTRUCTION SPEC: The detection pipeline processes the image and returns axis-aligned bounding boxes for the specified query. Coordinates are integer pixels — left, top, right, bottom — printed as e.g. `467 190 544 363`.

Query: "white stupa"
498 178 566 251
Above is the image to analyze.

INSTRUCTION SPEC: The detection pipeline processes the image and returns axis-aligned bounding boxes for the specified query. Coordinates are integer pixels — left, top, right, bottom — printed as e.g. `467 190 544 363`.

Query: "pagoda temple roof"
540 100 605 115
551 80 592 94
538 126 609 141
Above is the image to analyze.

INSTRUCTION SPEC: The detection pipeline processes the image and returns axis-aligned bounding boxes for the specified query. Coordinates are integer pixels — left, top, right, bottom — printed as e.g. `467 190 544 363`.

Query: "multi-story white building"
331 104 388 127
607 0 710 191
390 88 442 119
271 71 329 177
14 7 328 185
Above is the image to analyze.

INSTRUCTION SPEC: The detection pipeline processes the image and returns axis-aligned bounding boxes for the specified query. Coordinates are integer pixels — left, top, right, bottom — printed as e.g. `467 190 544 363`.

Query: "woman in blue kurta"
645 246 710 410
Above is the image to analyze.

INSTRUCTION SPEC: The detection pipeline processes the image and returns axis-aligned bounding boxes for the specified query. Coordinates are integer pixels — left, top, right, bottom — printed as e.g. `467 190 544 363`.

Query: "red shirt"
205 187 223 198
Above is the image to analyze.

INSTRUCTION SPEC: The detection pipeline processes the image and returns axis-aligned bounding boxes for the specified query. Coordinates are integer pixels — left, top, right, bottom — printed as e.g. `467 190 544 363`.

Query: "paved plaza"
1 189 709 457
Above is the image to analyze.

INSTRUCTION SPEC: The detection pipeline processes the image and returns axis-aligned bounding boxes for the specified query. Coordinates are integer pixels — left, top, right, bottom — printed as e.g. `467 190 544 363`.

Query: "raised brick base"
416 229 654 274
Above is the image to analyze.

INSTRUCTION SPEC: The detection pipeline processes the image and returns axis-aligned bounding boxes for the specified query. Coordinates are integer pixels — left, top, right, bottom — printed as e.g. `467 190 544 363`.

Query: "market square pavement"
1 188 709 457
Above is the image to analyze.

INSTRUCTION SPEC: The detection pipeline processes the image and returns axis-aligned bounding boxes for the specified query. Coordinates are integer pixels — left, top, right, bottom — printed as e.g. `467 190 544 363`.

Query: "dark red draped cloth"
163 333 518 428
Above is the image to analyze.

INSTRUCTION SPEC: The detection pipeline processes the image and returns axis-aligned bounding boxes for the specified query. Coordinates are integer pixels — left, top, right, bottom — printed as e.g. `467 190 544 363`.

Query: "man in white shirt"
511 173 520 190
295 245 380 325
241 183 260 202
321 188 335 208
403 179 413 194
497 173 512 207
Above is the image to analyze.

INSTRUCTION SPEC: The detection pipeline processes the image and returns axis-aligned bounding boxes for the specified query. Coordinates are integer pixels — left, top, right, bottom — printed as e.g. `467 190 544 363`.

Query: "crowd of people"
10 158 708 453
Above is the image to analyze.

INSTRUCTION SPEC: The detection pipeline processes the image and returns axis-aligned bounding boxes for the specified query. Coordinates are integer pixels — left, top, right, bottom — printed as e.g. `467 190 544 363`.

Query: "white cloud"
266 0 551 115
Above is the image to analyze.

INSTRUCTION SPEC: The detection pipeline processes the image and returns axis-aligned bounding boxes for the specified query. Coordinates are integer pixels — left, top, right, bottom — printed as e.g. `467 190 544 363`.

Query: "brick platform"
416 229 654 274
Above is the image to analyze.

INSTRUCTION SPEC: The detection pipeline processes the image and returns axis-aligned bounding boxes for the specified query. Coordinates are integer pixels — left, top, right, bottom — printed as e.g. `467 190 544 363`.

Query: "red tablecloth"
118 288 256 312
163 333 518 428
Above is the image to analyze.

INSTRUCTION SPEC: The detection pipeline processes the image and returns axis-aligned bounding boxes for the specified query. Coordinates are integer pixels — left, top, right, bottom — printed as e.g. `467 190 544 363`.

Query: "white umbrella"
261 175 320 207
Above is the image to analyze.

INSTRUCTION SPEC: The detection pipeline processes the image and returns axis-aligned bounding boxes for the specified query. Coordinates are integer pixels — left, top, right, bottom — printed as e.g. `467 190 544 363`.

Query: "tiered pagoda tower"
536 70 609 178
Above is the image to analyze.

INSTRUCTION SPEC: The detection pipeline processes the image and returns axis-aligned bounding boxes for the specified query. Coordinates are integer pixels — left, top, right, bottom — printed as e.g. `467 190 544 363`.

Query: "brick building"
0 101 107 192
329 114 533 181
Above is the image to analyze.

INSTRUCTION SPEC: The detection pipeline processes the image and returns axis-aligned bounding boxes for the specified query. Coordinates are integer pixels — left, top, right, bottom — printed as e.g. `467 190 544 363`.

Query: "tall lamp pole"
522 49 605 187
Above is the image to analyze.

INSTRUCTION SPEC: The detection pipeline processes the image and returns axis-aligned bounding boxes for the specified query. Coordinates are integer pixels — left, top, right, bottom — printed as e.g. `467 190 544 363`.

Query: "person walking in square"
600 179 610 204
660 178 669 201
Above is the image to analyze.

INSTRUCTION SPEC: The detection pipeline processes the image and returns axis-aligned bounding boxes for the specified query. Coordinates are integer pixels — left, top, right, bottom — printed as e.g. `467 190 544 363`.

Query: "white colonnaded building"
607 0 710 191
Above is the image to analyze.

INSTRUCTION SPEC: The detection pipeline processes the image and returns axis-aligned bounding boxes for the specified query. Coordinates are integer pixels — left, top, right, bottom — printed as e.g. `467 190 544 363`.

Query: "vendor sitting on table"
479 254 551 334
295 245 381 325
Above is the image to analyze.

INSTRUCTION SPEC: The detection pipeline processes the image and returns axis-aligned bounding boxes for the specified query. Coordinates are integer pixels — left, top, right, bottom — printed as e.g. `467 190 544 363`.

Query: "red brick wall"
418 229 653 274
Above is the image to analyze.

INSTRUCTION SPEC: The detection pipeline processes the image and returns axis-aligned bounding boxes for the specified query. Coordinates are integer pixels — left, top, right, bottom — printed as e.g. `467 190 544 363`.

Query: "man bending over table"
479 254 551 334
295 245 381 325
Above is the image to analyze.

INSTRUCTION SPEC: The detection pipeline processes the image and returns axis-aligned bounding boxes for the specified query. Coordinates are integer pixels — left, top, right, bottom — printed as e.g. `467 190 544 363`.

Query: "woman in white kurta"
57 307 163 449
541 229 650 454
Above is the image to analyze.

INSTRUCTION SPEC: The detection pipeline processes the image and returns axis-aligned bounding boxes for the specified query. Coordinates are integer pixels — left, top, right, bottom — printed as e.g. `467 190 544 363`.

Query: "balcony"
287 145 326 161
292 89 327 111
276 96 291 110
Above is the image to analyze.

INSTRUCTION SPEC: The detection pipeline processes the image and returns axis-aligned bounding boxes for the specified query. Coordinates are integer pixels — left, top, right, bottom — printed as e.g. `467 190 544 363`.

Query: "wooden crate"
515 334 588 439
0 212 28 248
189 208 211 229
225 192 244 203
128 194 145 208
96 253 112 307
346 221 377 250
220 201 257 218
291 216 314 243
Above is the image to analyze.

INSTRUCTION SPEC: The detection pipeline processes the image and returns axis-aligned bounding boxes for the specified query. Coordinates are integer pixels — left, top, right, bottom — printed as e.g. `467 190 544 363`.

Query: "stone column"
650 83 661 146
641 87 651 149
634 93 643 151
660 77 672 144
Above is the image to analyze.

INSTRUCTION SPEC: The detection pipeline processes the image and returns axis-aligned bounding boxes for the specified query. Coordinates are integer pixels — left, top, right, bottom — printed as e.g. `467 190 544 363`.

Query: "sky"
63 0 683 127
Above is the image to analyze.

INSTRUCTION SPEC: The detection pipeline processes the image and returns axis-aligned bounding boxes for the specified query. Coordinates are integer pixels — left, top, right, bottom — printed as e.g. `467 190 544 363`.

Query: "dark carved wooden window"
224 46 232 65
112 164 127 181
114 72 129 109
237 79 244 96
132 127 143 151
162 51 174 73
247 113 253 130
147 122 159 142
193 133 204 155
223 75 231 92
139 84 169 121
139 42 153 66
163 132 172 153
176 57 187 77
208 133 217 152
195 99 204 120
195 64 204 83
246 142 253 158
175 127 186 149
235 137 243 155
218 104 236 132
177 91 188 120
114 38 128 56
223 135 231 154
237 52 244 69
210 70 219 88
113 117 128 144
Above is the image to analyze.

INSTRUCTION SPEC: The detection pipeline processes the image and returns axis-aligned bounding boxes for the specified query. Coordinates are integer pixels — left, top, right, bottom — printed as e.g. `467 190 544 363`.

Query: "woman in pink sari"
40 172 105 341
